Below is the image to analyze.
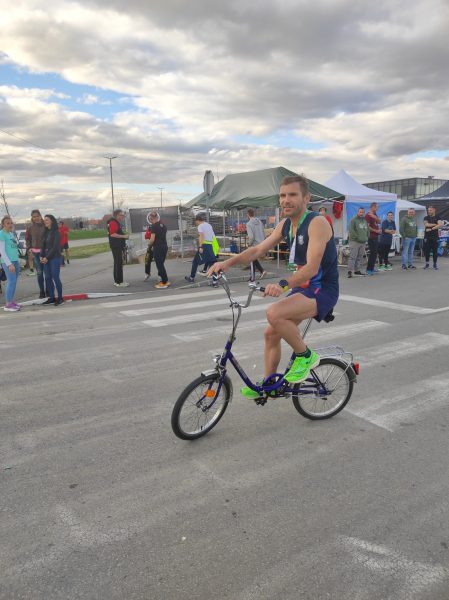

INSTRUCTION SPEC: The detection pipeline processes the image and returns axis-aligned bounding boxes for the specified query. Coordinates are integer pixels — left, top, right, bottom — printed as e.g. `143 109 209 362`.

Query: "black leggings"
378 243 391 266
153 246 168 283
111 246 123 284
367 238 379 271
424 239 438 265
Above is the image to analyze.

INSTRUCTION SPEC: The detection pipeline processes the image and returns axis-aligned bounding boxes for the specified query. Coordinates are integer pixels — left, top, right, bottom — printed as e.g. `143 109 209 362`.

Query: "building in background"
364 176 447 200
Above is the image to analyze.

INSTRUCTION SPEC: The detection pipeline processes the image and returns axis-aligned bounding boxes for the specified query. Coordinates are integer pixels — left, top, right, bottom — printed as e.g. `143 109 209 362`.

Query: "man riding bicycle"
208 175 339 398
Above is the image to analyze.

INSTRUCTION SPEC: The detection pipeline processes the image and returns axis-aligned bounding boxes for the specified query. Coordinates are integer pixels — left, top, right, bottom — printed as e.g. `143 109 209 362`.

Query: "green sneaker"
378 265 385 271
240 385 262 399
284 351 320 383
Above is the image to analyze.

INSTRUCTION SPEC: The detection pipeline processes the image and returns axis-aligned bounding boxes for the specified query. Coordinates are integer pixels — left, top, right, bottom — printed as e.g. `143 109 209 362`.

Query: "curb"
19 291 132 307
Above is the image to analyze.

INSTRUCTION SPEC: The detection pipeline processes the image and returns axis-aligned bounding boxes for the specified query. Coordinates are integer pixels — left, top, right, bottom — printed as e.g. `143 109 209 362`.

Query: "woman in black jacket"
40 214 63 305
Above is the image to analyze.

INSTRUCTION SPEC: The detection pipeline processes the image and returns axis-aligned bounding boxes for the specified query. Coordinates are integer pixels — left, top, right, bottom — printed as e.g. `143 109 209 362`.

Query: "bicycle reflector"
205 389 216 398
352 362 360 375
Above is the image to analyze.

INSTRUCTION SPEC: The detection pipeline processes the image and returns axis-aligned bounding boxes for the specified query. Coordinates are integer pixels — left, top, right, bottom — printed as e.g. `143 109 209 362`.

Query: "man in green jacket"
400 208 418 270
347 207 369 277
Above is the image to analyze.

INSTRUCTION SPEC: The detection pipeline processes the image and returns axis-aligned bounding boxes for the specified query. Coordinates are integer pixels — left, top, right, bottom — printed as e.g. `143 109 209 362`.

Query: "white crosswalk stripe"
120 295 262 317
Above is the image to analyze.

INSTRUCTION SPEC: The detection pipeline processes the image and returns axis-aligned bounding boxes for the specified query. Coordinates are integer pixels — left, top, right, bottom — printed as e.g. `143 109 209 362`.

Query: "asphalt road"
2 259 449 600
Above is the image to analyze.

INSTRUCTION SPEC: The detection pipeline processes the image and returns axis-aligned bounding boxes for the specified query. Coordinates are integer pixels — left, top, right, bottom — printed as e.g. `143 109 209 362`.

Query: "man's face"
387 213 393 221
117 212 125 222
408 209 415 217
428 207 435 216
371 204 378 213
279 182 310 219
357 208 365 218
31 212 42 224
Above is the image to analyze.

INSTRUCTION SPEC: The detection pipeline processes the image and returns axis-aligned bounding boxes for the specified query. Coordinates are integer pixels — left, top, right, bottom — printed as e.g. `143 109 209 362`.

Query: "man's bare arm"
208 220 285 274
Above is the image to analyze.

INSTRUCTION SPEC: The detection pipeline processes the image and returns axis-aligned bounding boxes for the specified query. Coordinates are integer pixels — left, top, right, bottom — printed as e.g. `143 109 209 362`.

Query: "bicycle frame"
201 274 355 410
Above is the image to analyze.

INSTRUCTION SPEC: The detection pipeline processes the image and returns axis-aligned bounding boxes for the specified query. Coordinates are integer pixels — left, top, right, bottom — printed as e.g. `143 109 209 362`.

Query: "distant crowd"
346 202 444 277
0 210 70 311
1 202 446 313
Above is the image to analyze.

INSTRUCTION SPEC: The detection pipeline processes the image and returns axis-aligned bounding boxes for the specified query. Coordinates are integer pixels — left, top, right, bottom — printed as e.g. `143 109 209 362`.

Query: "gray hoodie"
246 217 265 246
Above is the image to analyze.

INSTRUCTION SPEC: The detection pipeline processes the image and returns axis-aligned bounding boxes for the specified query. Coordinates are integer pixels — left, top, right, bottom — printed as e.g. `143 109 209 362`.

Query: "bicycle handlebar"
211 272 265 308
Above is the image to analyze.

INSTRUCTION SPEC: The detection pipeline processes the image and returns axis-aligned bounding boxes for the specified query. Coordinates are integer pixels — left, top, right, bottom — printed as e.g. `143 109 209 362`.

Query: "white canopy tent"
323 169 397 239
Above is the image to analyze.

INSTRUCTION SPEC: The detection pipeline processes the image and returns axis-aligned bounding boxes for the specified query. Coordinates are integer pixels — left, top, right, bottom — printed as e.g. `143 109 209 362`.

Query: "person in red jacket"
58 221 70 266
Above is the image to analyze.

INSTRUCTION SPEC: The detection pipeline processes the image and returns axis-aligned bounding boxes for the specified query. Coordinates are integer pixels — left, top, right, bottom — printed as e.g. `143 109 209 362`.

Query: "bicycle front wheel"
171 373 232 440
292 357 354 420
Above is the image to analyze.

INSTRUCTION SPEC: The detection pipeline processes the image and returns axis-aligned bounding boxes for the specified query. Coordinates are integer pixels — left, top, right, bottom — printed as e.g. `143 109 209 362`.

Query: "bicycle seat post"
301 317 313 340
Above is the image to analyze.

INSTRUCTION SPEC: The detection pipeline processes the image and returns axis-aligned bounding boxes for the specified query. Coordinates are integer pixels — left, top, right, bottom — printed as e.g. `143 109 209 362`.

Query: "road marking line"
347 375 449 432
357 332 449 365
339 536 448 598
171 318 386 343
120 295 262 317
339 294 437 314
100 289 225 308
142 302 273 327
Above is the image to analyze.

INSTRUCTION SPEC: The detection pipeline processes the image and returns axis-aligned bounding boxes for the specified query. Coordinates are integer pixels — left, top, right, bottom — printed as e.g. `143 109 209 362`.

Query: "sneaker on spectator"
347 270 352 278
378 265 386 271
353 271 365 276
155 281 171 289
116 282 130 287
4 302 20 311
385 264 393 271
366 270 374 276
408 264 416 269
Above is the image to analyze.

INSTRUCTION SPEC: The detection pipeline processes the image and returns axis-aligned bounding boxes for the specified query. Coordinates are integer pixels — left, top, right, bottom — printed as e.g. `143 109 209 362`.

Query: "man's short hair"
195 213 206 222
280 175 310 196
113 209 124 218
370 202 378 209
247 208 255 217
387 211 393 215
358 206 365 211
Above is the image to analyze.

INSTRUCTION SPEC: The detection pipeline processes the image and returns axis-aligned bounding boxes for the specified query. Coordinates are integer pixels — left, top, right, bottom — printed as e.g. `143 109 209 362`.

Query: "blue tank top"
282 211 339 297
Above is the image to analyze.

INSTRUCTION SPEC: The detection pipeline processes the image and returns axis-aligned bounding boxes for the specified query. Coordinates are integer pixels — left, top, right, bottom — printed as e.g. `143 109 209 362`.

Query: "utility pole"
105 156 117 212
157 186 164 209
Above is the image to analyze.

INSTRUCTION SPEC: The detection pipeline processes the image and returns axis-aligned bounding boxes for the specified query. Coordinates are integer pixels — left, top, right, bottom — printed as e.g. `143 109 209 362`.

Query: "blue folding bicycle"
171 273 359 440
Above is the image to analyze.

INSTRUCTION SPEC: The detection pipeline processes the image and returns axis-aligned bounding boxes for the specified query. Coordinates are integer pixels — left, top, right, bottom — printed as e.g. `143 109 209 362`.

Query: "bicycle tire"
171 373 232 440
292 357 354 420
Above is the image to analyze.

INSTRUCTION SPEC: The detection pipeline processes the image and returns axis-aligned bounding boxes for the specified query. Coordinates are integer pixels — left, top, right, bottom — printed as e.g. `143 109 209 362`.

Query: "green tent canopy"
185 166 344 210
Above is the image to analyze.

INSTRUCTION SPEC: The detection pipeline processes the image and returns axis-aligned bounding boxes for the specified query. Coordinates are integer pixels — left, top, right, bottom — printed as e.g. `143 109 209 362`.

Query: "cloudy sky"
1 0 449 219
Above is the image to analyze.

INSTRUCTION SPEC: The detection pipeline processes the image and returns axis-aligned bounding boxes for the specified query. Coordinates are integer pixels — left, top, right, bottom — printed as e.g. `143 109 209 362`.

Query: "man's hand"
263 283 285 298
207 261 229 277
8 264 15 273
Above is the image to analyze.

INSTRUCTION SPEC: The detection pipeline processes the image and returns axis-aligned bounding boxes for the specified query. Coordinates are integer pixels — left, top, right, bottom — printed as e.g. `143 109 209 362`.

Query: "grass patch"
69 229 108 240
70 242 110 259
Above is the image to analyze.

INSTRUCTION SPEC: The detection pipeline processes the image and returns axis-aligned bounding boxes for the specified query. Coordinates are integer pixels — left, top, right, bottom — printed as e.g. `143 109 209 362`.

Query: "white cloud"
1 0 449 218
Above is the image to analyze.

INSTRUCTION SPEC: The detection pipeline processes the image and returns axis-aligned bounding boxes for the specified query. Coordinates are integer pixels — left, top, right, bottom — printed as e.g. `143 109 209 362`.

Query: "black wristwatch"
278 279 289 292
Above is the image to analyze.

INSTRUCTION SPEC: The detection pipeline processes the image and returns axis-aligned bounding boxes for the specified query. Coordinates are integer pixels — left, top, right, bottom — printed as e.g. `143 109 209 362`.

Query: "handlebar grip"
259 286 265 293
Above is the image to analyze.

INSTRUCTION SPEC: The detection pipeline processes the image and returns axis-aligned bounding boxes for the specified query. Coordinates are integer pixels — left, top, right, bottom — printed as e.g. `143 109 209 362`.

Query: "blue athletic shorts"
287 287 338 322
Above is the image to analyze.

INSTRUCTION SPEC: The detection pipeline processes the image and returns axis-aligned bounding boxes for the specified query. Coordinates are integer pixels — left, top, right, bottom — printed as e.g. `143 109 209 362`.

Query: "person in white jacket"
246 209 267 281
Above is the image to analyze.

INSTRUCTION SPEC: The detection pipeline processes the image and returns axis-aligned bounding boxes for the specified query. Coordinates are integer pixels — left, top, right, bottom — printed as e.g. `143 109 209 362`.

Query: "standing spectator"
319 206 334 229
58 221 70 265
40 215 64 306
143 223 153 281
107 209 129 287
423 205 442 270
365 202 381 276
0 215 21 311
246 208 267 281
399 208 418 270
378 211 396 271
25 209 47 298
347 207 369 278
185 214 217 283
147 211 170 289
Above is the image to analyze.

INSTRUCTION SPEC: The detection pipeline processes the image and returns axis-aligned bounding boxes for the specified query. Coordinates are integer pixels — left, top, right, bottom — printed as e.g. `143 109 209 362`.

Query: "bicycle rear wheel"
292 357 354 420
171 373 232 440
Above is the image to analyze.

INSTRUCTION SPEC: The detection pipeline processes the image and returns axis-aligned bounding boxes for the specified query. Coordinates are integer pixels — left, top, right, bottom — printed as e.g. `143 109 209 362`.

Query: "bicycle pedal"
254 397 267 406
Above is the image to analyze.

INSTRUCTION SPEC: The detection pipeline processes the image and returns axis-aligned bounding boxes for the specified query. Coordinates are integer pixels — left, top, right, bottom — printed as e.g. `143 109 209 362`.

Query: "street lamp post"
157 186 164 209
105 156 117 212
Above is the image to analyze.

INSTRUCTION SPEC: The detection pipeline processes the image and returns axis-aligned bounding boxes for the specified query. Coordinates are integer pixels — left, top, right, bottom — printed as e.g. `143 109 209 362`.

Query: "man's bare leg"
266 294 317 357
264 324 283 377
